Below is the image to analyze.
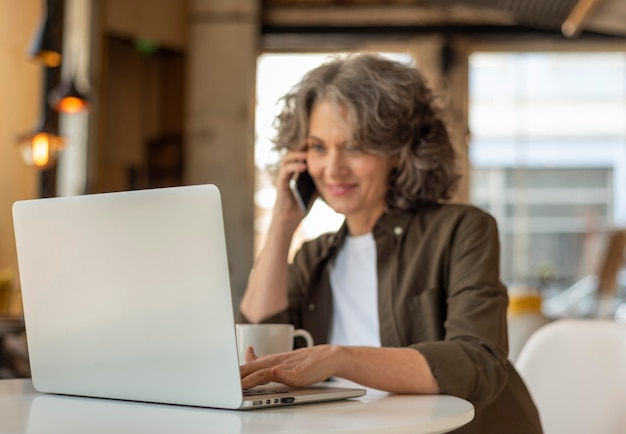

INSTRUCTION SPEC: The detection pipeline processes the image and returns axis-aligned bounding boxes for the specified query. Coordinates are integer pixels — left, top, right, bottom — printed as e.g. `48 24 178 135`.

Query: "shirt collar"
373 209 414 239
321 203 437 255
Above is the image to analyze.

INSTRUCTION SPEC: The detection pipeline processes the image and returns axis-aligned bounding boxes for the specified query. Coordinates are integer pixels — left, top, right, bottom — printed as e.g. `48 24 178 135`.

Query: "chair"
516 319 626 434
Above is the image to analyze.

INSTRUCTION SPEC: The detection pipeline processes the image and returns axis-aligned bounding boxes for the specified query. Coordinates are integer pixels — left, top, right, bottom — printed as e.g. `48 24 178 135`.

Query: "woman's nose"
325 150 347 177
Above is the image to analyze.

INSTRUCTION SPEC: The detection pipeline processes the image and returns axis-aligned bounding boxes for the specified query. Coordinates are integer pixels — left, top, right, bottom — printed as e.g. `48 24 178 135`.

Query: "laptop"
12 184 365 409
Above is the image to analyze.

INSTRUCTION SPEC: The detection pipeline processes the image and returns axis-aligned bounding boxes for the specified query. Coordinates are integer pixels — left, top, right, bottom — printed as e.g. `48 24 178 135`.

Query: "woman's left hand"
240 345 341 389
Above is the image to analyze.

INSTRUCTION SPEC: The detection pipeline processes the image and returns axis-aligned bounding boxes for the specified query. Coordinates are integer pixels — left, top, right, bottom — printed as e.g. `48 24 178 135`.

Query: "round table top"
0 379 474 434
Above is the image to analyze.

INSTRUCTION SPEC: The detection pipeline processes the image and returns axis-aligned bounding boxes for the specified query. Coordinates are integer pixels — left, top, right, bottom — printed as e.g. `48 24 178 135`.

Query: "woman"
239 53 542 433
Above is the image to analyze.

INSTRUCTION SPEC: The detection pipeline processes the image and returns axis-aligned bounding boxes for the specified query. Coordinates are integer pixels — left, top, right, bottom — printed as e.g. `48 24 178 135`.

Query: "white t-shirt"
328 233 381 347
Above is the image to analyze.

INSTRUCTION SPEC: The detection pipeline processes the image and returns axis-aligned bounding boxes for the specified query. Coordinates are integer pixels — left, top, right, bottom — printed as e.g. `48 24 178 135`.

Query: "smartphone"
289 170 317 212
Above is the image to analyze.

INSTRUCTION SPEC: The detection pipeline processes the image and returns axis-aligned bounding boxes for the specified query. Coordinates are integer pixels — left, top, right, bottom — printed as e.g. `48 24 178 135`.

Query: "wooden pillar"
186 0 259 309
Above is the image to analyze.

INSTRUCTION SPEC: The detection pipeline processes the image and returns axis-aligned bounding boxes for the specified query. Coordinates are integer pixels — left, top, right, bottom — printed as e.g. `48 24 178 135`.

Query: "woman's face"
305 99 397 233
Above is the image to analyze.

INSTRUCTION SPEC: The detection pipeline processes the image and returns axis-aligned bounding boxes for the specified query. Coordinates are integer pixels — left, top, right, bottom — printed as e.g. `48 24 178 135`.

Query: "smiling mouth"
326 184 356 196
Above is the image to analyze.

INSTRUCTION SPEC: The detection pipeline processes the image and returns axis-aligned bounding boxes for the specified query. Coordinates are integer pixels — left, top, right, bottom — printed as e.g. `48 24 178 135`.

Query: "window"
469 52 626 291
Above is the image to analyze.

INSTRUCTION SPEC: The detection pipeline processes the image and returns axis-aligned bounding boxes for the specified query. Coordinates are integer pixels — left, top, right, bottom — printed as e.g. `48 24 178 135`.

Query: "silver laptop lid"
13 185 244 408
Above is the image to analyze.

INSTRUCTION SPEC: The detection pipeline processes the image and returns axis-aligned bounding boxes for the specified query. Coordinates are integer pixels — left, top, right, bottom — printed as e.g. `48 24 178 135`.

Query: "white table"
0 379 474 434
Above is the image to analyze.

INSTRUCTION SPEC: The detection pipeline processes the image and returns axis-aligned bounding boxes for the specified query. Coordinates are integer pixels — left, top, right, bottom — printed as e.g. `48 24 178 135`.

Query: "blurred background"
1 0 626 375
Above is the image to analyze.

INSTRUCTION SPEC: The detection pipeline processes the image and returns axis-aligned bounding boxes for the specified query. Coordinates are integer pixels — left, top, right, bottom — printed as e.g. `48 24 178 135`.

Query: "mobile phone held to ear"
289 170 317 212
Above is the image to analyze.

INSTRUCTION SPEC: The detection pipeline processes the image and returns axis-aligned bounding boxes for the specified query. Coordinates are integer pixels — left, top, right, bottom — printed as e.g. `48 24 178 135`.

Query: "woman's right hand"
271 149 311 232
240 148 311 322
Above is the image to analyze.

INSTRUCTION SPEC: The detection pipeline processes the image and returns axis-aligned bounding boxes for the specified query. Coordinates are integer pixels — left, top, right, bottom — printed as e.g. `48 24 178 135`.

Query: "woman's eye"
308 143 325 153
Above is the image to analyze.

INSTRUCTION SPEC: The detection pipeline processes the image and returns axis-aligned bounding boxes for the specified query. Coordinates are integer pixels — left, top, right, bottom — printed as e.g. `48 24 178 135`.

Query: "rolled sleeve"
415 210 510 408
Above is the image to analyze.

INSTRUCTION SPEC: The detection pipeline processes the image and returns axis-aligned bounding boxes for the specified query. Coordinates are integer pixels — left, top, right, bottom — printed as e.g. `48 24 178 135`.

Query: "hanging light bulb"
17 131 66 170
16 107 66 170
49 74 90 114
17 132 65 170
32 133 51 167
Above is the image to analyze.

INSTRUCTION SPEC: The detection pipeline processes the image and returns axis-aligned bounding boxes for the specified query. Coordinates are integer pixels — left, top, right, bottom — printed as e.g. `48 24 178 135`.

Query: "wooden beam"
263 5 515 28
562 0 604 38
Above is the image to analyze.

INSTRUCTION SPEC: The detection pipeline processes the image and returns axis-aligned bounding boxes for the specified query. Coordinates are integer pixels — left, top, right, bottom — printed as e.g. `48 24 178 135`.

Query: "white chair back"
516 319 626 434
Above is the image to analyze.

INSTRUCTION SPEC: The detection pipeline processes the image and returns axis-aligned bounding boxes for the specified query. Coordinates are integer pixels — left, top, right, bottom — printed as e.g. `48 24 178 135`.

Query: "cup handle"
293 328 314 348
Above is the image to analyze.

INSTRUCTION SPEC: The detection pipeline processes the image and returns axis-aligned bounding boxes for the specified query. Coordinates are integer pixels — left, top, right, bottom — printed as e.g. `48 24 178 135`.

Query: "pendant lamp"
49 0 90 114
29 0 63 67
16 110 66 170
49 73 90 114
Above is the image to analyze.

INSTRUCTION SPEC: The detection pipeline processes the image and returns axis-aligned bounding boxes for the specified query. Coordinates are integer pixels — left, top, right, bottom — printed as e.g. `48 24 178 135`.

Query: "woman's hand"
271 149 311 231
240 345 440 394
240 147 313 324
240 345 341 389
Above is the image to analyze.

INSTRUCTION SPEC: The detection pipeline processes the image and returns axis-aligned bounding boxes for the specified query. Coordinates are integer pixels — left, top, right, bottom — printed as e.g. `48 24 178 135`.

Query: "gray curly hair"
272 53 459 210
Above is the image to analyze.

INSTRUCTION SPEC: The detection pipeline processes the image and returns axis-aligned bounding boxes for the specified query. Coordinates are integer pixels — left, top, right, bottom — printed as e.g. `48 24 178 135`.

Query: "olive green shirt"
242 203 542 433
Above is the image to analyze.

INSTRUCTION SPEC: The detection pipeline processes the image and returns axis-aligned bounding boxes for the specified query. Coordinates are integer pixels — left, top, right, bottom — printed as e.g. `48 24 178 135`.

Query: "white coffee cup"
235 323 314 364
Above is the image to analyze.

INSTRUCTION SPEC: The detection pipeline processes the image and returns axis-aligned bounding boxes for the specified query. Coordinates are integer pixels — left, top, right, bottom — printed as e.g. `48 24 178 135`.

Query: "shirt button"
394 226 403 236
308 304 316 311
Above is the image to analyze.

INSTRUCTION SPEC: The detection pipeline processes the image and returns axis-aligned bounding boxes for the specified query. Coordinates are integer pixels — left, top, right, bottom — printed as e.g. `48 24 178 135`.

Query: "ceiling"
262 0 626 39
